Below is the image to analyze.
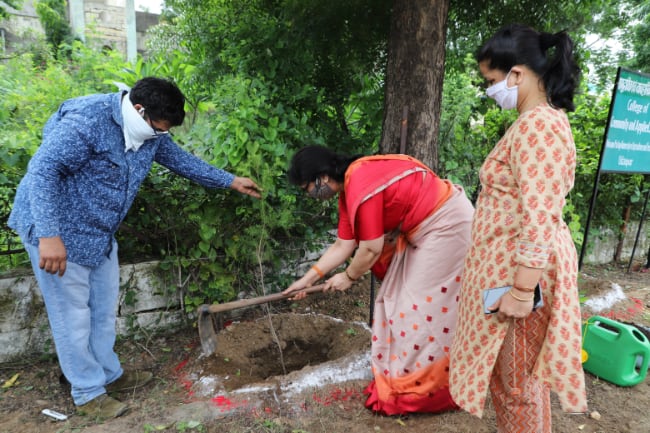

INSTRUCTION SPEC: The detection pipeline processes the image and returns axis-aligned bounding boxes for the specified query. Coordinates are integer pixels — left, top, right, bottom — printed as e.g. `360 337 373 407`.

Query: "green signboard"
600 68 650 173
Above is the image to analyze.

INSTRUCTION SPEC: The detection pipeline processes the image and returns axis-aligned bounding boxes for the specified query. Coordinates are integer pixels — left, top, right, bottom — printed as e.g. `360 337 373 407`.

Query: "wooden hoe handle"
201 283 327 314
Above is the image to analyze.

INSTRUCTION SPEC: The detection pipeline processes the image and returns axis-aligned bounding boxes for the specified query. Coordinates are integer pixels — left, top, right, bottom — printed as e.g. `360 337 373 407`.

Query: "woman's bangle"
344 268 358 282
512 285 535 293
311 265 325 279
508 290 534 302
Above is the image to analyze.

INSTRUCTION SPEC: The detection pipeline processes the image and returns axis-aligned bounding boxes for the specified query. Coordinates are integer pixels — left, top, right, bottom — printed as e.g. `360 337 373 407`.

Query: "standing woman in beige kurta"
449 24 588 433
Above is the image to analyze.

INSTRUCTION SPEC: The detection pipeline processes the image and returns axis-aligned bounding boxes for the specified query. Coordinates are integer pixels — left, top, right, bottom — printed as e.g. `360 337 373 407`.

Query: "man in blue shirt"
8 77 261 419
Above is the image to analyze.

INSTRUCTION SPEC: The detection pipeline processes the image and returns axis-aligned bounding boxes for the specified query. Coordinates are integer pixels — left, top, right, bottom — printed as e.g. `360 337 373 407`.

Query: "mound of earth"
185 312 371 394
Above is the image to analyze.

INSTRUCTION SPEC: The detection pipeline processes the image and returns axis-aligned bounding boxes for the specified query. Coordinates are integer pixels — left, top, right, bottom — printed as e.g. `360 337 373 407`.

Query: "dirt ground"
1 262 649 433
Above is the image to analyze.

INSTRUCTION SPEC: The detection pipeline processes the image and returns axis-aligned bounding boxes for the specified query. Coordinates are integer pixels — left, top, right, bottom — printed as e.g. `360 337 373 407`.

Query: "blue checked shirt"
8 91 235 267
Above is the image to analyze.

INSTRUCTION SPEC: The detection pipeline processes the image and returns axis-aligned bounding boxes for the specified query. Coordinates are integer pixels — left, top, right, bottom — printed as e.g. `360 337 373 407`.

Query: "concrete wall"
583 221 649 265
0 261 184 363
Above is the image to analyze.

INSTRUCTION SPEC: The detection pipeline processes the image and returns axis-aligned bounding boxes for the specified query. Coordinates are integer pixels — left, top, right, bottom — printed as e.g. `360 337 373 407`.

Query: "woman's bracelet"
344 268 358 282
512 285 536 293
508 290 534 302
311 265 325 279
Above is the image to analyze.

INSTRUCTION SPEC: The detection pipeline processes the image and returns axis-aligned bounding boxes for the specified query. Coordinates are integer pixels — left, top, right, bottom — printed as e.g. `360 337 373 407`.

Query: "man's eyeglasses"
151 125 169 136
140 107 169 136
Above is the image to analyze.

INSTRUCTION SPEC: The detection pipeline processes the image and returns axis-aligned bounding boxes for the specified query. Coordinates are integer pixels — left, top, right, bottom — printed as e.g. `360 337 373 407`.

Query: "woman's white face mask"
486 70 518 110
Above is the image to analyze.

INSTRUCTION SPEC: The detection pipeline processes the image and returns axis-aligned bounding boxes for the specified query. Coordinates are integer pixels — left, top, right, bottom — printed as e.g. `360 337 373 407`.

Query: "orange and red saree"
341 156 474 415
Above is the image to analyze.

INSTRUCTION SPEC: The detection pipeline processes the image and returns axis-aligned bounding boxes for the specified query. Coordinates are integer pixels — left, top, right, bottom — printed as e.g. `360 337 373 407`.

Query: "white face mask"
486 70 518 110
121 92 157 152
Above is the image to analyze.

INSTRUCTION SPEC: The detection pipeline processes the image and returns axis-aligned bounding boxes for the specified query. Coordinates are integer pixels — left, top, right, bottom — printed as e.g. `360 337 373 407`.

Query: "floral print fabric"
449 104 588 417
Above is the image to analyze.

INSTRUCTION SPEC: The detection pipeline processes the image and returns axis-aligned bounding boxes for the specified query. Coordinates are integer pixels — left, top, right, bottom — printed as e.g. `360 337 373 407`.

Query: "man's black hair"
129 77 185 126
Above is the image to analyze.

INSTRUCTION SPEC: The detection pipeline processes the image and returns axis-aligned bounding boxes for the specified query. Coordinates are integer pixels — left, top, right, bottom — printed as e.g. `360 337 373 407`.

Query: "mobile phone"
483 283 543 314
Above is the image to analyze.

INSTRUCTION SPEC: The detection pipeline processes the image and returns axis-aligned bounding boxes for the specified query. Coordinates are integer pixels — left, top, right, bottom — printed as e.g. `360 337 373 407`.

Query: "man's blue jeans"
24 240 123 405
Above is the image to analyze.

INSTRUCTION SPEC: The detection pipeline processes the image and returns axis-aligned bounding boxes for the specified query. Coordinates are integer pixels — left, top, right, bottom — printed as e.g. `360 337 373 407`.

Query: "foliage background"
1 0 649 311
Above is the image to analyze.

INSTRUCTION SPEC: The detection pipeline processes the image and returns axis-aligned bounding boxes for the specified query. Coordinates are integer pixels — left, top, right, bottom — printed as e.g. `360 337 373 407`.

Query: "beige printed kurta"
449 103 588 417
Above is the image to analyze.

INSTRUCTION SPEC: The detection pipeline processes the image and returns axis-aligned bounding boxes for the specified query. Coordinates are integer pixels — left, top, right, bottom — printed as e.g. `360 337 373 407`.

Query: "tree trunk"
379 0 449 171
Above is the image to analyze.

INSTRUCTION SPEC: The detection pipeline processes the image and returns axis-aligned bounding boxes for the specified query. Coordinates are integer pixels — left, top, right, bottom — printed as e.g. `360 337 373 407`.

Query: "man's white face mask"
121 93 159 152
486 70 518 110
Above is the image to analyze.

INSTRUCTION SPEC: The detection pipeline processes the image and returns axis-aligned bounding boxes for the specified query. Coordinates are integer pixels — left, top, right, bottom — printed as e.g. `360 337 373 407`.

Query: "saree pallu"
364 186 474 415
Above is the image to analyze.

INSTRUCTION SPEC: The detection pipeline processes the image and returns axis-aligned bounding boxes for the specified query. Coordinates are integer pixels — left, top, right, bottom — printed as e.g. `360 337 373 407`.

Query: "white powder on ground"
583 283 626 312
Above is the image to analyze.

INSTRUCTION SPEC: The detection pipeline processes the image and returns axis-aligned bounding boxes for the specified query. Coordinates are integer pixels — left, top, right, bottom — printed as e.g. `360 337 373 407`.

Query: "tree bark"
380 0 449 171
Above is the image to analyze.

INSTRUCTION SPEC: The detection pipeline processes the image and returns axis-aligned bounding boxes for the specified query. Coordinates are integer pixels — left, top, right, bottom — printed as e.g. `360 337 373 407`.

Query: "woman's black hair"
129 77 186 126
287 145 361 185
477 24 581 111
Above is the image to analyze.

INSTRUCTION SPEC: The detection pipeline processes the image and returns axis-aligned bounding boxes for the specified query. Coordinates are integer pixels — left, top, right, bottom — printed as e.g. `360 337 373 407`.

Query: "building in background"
1 0 160 57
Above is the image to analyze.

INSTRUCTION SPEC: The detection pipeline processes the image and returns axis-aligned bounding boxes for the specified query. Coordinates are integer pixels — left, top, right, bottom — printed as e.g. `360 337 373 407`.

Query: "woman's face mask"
486 70 518 110
308 177 337 200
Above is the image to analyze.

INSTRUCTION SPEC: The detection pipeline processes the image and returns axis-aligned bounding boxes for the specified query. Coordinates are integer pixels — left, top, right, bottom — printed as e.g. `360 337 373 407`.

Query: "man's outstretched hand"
230 176 262 199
